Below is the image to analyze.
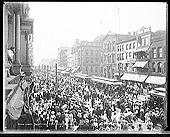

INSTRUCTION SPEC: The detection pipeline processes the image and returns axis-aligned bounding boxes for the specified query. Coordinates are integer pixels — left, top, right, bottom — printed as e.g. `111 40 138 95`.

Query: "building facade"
150 30 166 76
4 2 34 130
76 41 102 76
102 32 131 78
132 26 152 74
57 46 71 68
116 37 137 74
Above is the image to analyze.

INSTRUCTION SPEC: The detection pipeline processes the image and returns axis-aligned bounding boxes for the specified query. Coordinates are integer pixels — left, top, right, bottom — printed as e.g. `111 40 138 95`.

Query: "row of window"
152 47 163 58
104 41 115 52
85 49 99 56
117 42 136 52
117 52 135 61
86 66 98 73
152 62 165 73
85 57 98 64
103 54 115 63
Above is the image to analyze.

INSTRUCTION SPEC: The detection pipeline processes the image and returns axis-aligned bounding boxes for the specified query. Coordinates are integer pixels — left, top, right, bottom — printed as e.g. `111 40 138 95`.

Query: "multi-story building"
102 32 132 78
132 26 152 74
57 46 71 68
76 40 102 76
149 30 166 76
4 2 34 129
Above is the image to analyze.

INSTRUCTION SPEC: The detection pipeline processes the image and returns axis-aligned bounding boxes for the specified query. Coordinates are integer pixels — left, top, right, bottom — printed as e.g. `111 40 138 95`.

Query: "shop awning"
112 82 124 85
121 73 148 82
114 73 123 76
145 76 166 85
149 90 166 97
91 78 114 85
154 87 166 92
132 61 148 68
72 66 80 73
92 75 118 82
74 73 91 79
134 46 149 53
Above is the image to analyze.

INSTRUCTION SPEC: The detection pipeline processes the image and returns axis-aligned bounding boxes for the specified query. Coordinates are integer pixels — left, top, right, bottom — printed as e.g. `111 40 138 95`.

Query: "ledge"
6 75 20 85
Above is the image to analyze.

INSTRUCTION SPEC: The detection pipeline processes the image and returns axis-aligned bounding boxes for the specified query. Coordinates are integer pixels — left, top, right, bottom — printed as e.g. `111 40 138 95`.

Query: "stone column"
22 33 32 78
13 10 22 75
12 14 15 51
14 12 20 64
26 34 30 65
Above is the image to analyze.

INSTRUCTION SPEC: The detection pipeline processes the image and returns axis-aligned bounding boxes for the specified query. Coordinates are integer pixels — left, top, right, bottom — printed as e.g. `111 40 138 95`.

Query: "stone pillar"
12 14 15 51
22 33 32 78
13 11 22 75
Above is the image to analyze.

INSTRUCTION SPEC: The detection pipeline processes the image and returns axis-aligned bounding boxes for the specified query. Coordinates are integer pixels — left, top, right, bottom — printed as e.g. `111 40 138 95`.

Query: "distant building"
102 32 131 78
57 46 71 68
74 40 102 76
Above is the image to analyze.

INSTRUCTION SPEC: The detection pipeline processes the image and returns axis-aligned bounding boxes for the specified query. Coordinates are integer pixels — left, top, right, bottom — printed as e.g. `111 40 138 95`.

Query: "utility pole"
55 63 57 90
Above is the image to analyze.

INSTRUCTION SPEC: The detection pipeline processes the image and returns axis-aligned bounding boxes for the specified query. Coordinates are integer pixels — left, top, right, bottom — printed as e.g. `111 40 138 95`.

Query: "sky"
28 2 167 66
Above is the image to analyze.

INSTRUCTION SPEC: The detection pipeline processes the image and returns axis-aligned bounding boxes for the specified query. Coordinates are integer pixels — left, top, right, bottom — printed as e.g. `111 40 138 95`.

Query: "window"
85 49 89 55
152 62 156 72
122 53 124 60
129 52 131 57
86 67 88 73
153 48 156 58
142 38 145 46
133 42 135 49
133 52 135 59
117 45 119 52
95 67 98 72
122 44 124 51
91 66 93 72
91 50 93 56
120 45 121 52
96 58 98 63
129 43 132 49
95 50 98 56
126 44 128 50
126 52 128 59
157 62 162 73
86 57 88 63
117 54 119 61
119 54 122 60
91 57 93 63
158 47 162 58
145 37 149 46
112 53 114 63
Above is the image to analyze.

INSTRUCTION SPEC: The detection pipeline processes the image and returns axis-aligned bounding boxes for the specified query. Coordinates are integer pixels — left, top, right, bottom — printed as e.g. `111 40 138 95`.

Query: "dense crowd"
17 72 166 132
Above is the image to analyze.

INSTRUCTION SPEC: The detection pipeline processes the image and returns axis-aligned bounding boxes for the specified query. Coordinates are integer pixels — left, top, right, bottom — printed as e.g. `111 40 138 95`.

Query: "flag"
6 87 25 120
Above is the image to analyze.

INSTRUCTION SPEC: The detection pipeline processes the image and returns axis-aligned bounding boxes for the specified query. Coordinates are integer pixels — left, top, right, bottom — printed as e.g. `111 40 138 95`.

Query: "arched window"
157 62 162 73
152 62 156 72
91 66 93 72
95 67 98 72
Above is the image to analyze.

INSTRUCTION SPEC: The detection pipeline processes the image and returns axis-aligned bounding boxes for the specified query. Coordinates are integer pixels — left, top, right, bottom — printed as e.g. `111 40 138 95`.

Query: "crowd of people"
16 72 166 132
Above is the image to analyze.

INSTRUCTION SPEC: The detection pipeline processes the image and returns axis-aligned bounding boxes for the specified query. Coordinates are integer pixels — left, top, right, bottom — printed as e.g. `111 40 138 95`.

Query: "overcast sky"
28 2 167 65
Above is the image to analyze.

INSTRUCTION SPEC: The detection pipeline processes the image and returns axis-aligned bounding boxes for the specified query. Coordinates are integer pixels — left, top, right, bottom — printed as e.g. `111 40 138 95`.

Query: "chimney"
133 31 136 36
76 39 79 43
128 32 131 36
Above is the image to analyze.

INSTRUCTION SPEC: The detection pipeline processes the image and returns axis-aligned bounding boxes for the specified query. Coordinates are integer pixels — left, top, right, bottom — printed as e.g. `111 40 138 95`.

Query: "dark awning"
134 46 149 53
